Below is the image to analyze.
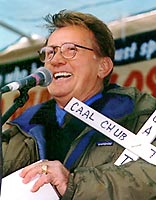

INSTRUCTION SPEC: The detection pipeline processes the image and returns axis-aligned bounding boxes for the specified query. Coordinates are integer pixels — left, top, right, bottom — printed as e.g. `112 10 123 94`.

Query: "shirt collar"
56 92 103 126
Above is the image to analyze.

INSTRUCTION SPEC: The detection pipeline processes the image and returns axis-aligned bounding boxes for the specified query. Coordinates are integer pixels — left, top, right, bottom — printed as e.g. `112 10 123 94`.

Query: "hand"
20 160 70 196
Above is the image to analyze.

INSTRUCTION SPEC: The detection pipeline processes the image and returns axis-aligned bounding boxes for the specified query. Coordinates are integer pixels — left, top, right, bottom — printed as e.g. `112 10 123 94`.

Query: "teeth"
54 72 72 79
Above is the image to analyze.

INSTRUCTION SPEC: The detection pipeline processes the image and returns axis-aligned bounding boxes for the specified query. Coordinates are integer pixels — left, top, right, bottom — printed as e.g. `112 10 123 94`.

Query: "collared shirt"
56 93 103 126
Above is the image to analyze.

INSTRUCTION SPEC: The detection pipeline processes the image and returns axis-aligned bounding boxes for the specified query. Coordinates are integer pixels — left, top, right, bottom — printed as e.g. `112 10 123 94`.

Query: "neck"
55 96 73 109
55 89 104 109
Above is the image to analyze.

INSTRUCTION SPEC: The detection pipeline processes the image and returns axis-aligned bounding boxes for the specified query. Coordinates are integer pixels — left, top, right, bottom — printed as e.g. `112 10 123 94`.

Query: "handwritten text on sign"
115 110 156 165
64 97 156 165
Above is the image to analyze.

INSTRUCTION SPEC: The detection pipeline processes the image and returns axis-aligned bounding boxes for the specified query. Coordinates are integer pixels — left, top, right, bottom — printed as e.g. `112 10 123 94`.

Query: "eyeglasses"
38 42 94 63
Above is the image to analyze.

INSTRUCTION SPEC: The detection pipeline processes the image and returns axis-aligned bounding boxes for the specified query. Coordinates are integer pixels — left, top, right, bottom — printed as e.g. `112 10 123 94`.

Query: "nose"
49 49 66 65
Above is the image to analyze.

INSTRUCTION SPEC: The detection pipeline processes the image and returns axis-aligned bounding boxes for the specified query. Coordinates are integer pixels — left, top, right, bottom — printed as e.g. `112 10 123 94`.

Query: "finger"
21 164 46 183
31 175 45 192
20 160 48 179
20 163 35 177
31 174 52 192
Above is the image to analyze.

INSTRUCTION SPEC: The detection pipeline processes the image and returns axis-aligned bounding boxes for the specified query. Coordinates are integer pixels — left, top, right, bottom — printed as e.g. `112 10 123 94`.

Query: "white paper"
0 168 59 200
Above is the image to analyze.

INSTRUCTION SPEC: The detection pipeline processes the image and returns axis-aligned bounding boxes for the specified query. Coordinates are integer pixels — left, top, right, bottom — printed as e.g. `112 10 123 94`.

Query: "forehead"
47 25 94 46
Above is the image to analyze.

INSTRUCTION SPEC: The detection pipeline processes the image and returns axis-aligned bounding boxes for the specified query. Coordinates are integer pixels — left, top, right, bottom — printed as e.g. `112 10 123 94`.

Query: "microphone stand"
1 88 29 126
0 88 29 195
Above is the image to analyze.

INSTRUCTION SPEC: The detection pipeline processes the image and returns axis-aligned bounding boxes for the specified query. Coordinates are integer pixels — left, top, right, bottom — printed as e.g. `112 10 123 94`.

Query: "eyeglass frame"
38 42 94 63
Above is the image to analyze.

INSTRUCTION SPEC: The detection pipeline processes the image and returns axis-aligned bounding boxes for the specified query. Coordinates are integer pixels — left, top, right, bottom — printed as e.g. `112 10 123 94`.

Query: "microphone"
0 67 52 94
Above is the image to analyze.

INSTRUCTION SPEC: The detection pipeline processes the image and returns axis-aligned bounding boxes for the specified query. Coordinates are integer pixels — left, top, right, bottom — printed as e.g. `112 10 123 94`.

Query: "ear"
97 57 113 78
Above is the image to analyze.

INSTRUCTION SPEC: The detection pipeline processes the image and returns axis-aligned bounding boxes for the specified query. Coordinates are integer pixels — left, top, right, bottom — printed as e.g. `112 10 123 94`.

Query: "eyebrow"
47 42 94 51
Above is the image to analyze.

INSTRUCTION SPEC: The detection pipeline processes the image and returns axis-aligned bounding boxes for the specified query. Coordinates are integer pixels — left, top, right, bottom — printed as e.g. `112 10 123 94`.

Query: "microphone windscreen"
36 67 53 87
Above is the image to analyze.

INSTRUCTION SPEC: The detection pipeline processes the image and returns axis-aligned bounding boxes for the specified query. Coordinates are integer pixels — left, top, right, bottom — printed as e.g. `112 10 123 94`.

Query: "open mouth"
53 72 72 80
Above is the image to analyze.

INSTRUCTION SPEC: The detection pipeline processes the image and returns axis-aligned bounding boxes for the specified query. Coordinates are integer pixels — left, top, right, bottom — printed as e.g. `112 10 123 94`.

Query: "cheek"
77 68 97 85
72 55 100 79
93 54 97 60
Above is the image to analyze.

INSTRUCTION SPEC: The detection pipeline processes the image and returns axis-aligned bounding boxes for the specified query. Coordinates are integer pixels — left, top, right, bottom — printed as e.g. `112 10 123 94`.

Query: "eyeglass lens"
39 43 77 62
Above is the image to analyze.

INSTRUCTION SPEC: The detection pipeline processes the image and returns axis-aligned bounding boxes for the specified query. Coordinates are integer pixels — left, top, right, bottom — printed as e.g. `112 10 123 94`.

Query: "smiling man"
2 10 156 200
43 24 113 108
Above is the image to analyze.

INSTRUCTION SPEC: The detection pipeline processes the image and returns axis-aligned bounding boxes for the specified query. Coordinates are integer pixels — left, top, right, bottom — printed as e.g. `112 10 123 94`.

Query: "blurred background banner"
109 11 156 98
0 0 156 125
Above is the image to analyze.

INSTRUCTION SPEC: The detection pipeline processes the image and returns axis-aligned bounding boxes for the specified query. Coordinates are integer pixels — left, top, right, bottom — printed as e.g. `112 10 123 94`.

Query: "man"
2 10 156 199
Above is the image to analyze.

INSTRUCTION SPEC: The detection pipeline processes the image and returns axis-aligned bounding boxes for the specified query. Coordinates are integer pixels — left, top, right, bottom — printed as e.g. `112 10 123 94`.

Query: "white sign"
65 97 156 165
115 110 156 165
